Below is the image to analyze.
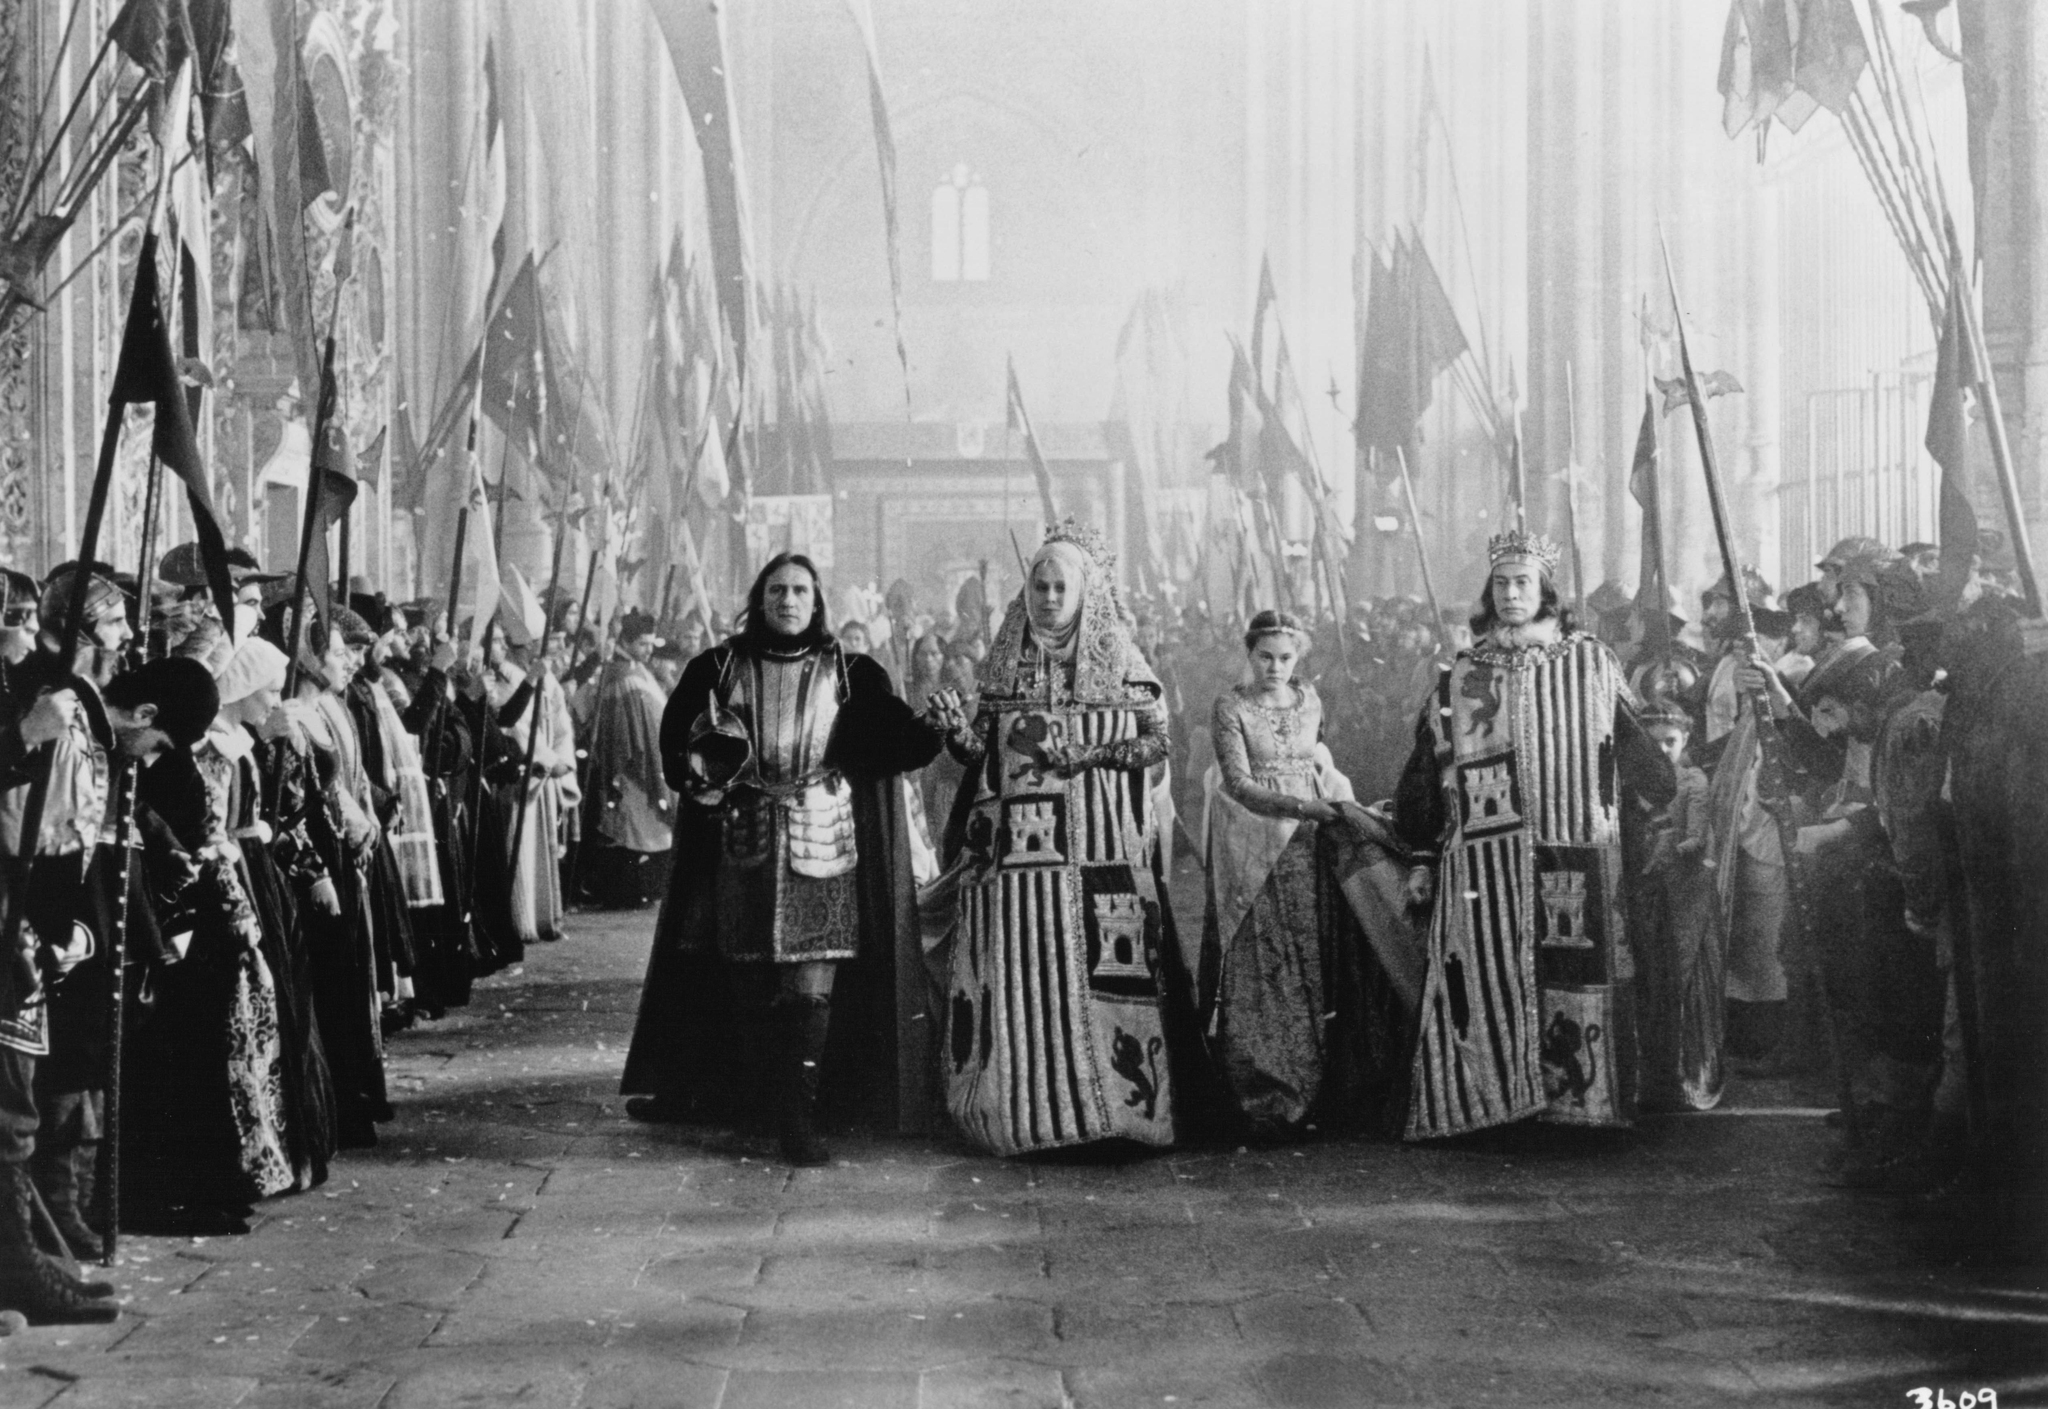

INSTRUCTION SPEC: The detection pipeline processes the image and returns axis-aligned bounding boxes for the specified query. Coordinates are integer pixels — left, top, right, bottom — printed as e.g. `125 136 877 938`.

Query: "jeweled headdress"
1486 528 1562 577
1042 517 1116 575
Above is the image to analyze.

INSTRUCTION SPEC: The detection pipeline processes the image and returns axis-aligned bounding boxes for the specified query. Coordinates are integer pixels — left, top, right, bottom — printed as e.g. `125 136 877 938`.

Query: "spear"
504 318 579 923
1394 446 1448 657
1563 361 1588 618
1659 227 1859 1143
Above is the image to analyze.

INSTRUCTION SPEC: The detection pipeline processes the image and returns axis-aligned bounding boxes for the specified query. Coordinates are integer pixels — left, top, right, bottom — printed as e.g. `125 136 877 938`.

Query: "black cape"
620 643 944 1133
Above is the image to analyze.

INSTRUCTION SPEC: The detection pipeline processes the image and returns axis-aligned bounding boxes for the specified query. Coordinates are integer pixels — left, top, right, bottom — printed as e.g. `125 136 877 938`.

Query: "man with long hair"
621 553 951 1164
1392 530 1674 1139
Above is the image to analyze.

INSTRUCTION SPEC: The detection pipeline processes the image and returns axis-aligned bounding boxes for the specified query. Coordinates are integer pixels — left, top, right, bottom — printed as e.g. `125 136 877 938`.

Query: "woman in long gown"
1201 610 1410 1139
932 522 1198 1157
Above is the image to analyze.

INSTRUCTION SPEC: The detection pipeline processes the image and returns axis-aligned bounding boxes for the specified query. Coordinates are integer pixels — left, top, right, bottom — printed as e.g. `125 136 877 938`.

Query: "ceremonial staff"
1393 447 1449 658
443 411 479 644
1563 361 1588 618
1659 230 1861 1145
505 326 580 901
561 485 613 909
282 210 357 697
98 441 168 1266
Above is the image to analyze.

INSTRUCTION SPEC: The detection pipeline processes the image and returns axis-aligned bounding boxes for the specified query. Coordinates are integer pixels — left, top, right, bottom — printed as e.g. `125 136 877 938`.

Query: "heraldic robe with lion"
1392 627 1674 1138
935 529 1194 1156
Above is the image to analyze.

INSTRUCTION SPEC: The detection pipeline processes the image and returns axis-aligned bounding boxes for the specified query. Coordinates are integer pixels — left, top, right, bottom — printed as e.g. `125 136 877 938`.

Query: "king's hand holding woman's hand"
924 688 969 737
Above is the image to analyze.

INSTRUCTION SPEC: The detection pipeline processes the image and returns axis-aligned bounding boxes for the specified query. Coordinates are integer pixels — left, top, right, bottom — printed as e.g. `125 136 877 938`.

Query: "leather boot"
776 996 832 1167
34 1143 102 1264
0 1162 116 1322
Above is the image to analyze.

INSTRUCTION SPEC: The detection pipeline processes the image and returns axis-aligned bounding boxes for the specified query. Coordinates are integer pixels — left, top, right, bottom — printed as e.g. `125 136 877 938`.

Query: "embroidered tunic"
1393 628 1673 1137
939 579 1178 1157
649 640 940 966
713 644 862 963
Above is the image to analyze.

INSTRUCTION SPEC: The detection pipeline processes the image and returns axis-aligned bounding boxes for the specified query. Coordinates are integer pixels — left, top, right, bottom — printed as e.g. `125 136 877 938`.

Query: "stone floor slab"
721 1368 919 1409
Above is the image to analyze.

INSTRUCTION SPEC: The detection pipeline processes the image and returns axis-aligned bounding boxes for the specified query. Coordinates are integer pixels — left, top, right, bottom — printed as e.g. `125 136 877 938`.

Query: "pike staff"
1394 447 1448 658
504 318 583 909
1659 228 1861 1145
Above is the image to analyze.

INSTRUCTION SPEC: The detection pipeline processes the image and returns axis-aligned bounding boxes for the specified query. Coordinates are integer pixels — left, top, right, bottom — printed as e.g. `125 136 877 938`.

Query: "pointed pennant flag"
1404 231 1468 417
648 0 756 377
1657 369 1745 415
1209 337 1266 494
355 424 387 490
1927 236 1979 610
1628 391 1671 657
391 401 427 513
843 0 910 418
186 0 250 159
1005 355 1058 524
480 253 544 449
1793 0 1868 113
109 0 173 82
1249 254 1279 394
296 63 334 208
1901 0 1964 63
462 429 501 653
112 233 237 629
229 0 322 409
1355 246 1408 466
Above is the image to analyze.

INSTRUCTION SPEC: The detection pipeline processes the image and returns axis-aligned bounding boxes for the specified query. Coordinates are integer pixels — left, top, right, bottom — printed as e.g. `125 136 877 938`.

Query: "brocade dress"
937 567 1191 1157
1203 683 1371 1135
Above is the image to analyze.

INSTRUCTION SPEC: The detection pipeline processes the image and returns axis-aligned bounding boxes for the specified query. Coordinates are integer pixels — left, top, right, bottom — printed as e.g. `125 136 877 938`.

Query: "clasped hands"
922 688 969 736
1302 797 1375 833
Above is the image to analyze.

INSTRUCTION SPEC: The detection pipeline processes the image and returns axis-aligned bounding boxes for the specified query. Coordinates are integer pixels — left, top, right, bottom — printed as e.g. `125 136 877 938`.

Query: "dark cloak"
620 644 942 1133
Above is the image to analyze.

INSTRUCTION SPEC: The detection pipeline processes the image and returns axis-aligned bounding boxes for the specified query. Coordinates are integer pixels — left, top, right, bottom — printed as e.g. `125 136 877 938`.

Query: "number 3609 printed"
1908 1391 1997 1409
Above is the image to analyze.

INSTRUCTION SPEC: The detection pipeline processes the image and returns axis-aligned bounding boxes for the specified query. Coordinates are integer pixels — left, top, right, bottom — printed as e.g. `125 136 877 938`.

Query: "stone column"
1961 0 2048 551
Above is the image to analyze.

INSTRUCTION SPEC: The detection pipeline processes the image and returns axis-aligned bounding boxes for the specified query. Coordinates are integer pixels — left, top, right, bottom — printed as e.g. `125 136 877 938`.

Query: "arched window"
930 180 960 282
961 180 989 281
931 165 989 282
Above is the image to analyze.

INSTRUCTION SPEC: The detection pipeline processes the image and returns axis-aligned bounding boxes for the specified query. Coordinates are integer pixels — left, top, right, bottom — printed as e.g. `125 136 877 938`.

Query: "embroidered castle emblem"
1090 893 1150 980
1538 869 1593 948
1007 800 1064 862
1463 762 1518 823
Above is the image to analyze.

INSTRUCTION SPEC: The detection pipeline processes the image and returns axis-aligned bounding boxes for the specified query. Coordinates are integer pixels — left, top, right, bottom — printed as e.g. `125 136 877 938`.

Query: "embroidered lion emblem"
1460 663 1502 737
1539 1010 1602 1108
1110 1027 1163 1121
1005 712 1064 785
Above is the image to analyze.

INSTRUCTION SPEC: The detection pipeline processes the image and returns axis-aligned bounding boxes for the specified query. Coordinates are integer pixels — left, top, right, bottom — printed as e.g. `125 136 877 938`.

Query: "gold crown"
1486 528 1561 576
1042 517 1116 574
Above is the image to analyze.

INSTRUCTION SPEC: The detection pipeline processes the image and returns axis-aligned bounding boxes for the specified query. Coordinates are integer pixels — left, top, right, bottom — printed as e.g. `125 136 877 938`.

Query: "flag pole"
445 381 487 641
96 441 165 1267
1395 446 1448 657
505 302 582 912
1563 360 1587 617
283 211 357 696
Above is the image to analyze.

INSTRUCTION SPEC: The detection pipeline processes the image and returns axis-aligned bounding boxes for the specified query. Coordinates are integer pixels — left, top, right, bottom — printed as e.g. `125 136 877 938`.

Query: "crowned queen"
933 520 1191 1156
1389 526 1676 1137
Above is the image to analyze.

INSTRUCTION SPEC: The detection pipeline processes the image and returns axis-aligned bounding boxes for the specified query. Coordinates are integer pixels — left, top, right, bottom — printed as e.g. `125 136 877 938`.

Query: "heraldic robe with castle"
1393 563 1673 1138
939 529 1184 1156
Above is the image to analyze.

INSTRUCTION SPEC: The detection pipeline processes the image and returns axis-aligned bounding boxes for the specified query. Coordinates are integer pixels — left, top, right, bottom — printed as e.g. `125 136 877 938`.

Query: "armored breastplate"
722 647 842 790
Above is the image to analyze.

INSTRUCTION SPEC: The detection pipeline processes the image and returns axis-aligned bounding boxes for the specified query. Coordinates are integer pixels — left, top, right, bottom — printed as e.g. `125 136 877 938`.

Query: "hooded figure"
578 610 675 909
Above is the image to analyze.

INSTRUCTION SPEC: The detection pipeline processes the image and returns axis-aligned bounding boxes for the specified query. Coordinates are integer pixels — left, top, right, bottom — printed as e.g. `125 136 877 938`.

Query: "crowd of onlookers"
2 523 2033 1328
